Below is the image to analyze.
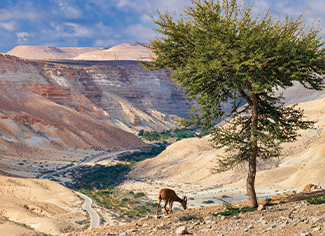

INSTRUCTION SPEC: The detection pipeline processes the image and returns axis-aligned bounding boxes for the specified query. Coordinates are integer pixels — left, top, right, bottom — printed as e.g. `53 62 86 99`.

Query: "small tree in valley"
140 0 325 207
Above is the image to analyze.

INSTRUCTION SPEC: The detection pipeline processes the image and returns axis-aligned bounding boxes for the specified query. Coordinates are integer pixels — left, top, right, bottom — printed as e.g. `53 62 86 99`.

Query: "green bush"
134 192 146 198
307 194 325 205
212 206 256 216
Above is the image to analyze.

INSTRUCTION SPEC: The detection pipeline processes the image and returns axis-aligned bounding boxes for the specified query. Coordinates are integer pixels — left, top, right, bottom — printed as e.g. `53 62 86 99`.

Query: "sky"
0 0 324 53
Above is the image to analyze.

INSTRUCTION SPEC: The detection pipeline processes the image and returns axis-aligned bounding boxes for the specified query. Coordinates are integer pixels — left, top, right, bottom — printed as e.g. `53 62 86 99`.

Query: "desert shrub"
265 198 272 206
142 131 161 141
307 195 325 205
134 192 146 198
138 130 144 136
213 206 256 216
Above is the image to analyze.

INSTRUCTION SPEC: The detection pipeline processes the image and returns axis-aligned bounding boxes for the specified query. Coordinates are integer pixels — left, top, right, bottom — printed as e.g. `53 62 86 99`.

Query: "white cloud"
59 3 81 19
94 39 121 47
62 23 91 37
0 9 41 21
0 21 16 31
94 22 114 36
140 14 152 23
16 32 29 43
125 23 156 42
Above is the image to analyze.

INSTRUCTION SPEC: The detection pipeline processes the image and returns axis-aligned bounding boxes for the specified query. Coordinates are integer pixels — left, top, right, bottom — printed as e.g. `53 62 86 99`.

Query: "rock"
313 227 321 231
119 233 127 236
157 223 165 228
257 204 265 211
192 222 200 227
260 220 268 225
245 225 253 231
126 229 137 234
176 226 189 235
302 184 321 193
301 232 311 236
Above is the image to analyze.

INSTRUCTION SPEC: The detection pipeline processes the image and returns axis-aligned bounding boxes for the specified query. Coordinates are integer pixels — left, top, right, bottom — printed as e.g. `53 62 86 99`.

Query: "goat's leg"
169 201 174 214
157 198 162 215
163 200 168 214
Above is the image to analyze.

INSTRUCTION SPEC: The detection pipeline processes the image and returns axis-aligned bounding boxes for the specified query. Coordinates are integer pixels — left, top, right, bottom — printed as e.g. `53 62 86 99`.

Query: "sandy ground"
0 175 88 235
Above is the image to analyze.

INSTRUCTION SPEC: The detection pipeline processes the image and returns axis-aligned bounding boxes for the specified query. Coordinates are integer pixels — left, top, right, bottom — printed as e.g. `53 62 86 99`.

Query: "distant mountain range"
6 43 150 61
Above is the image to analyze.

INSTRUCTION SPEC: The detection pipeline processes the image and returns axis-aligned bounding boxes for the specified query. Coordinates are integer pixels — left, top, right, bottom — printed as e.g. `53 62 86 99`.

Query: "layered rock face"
0 53 195 164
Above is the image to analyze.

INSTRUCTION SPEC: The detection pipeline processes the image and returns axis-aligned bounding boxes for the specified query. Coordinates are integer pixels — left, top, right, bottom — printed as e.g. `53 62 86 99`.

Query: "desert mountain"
6 45 108 60
73 43 151 61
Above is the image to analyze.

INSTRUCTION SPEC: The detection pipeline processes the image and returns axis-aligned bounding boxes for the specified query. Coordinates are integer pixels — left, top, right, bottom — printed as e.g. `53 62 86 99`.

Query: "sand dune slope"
0 175 86 236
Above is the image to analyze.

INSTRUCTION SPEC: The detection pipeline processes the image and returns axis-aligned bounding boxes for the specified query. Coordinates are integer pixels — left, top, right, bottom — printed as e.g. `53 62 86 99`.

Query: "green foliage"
176 131 195 141
213 206 256 216
134 192 146 198
307 195 325 205
265 198 272 206
139 129 197 142
80 188 157 222
66 164 131 190
138 130 144 136
142 131 161 141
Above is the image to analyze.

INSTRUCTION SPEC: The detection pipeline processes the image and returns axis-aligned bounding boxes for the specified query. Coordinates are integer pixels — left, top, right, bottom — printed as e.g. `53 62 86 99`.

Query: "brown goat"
157 188 187 215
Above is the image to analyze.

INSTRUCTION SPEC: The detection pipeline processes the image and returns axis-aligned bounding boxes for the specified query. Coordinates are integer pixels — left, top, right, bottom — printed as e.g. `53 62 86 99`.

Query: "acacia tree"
140 0 325 207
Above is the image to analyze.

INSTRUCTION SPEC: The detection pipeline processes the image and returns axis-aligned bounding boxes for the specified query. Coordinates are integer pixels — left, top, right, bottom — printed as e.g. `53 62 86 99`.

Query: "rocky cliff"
0 52 196 176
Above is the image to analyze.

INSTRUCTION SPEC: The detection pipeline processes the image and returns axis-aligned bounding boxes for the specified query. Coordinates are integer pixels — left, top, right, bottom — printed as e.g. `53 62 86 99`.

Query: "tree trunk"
247 82 258 208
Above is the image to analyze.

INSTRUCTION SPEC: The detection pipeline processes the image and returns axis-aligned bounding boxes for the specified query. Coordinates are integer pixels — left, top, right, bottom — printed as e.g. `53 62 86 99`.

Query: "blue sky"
0 0 324 53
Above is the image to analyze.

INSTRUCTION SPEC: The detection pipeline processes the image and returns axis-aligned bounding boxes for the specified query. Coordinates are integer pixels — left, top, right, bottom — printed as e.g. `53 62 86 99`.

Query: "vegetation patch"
213 206 257 216
58 147 166 222
80 188 158 222
307 194 325 205
138 128 197 143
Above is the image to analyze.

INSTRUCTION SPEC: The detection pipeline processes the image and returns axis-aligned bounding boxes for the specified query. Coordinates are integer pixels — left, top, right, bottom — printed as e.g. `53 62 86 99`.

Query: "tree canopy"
140 0 325 207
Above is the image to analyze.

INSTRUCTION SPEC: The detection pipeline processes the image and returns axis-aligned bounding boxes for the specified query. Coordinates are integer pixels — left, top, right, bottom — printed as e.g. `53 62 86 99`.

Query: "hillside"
73 43 151 61
6 46 107 60
0 175 86 236
121 97 325 203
